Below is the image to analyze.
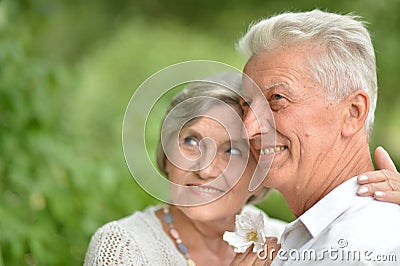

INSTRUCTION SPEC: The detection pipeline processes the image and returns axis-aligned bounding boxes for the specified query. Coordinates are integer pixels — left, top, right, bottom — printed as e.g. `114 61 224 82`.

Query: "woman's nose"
197 157 223 180
195 142 224 180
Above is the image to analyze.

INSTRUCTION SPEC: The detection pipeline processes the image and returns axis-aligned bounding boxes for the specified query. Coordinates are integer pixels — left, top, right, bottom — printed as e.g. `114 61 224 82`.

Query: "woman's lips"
187 184 226 198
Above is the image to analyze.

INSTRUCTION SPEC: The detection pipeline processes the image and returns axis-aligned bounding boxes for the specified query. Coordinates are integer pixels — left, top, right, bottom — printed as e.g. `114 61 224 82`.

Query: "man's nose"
242 102 275 139
242 106 260 139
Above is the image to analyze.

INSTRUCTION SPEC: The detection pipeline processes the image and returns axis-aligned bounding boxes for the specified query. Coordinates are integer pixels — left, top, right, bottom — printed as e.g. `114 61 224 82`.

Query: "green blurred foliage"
0 0 399 264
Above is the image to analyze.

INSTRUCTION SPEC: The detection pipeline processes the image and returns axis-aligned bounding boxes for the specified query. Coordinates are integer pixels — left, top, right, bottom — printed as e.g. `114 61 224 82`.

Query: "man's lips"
259 145 288 155
248 134 288 156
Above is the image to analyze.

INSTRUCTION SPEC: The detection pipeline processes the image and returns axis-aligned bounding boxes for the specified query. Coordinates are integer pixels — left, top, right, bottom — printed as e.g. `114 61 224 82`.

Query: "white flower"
223 209 267 253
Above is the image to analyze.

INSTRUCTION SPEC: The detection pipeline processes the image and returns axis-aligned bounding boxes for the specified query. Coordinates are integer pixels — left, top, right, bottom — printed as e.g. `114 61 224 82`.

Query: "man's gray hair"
237 9 377 138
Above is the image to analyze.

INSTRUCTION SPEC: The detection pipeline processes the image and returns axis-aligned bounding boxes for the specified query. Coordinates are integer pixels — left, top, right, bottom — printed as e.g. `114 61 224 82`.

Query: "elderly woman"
84 73 399 266
84 73 286 265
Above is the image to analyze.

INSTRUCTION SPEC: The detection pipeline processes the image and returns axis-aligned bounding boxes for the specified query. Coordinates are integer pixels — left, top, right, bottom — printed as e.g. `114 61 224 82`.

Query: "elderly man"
236 10 400 265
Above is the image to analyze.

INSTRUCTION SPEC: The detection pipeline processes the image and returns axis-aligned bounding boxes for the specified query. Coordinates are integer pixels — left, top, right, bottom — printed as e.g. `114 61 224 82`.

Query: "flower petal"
223 209 269 254
223 232 253 253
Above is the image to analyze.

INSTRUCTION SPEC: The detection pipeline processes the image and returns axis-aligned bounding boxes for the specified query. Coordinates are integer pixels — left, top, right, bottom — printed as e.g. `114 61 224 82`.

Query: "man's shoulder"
319 199 400 249
339 198 400 227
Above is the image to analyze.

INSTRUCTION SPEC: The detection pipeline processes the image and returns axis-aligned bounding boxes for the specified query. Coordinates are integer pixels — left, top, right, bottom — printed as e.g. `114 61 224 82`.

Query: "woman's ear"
341 90 369 138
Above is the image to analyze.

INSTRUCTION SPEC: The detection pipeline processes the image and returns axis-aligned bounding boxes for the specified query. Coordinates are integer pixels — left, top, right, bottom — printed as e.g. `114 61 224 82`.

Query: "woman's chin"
180 204 224 222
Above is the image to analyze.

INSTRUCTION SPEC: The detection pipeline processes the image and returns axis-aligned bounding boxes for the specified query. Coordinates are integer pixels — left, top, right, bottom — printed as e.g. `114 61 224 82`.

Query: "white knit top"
84 205 287 266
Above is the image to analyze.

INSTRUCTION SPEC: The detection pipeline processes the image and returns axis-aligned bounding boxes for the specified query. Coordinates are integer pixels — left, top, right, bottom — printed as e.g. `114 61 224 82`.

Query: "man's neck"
283 141 375 217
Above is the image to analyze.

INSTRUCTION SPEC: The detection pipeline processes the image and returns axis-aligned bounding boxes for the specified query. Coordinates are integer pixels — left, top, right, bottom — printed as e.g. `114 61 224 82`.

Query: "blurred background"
1 0 399 264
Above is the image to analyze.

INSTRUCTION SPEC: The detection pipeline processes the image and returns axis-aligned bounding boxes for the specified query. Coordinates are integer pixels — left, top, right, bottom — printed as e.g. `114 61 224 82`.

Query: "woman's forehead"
185 104 244 138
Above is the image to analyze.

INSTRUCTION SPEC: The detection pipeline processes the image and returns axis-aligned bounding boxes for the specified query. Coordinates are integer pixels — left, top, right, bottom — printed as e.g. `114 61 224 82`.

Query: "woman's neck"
156 205 239 266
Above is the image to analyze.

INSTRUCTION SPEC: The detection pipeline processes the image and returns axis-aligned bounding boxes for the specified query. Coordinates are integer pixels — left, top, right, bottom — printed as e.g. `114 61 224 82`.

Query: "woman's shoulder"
83 205 171 265
90 205 162 241
117 205 162 231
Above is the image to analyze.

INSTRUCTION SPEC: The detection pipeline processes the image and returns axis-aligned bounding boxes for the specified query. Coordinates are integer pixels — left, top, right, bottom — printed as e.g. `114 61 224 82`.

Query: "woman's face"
165 104 259 222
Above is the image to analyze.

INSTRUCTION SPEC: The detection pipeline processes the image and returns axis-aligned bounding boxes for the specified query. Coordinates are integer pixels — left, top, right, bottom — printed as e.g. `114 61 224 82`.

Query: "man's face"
241 43 344 191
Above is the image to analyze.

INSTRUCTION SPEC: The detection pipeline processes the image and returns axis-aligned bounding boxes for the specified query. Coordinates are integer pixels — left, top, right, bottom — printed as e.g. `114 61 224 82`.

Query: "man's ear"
341 90 369 138
164 159 171 176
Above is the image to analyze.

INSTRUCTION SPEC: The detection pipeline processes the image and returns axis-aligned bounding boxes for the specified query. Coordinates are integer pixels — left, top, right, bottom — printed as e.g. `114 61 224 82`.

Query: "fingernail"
357 186 369 195
378 146 387 153
357 175 368 182
374 191 385 198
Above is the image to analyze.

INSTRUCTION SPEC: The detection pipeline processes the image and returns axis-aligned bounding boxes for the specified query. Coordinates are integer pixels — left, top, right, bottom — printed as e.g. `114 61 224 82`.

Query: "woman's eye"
183 136 199 147
227 147 242 156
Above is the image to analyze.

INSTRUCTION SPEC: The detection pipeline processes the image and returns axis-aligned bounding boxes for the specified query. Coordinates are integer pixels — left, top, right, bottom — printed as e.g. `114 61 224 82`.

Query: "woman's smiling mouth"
188 184 226 197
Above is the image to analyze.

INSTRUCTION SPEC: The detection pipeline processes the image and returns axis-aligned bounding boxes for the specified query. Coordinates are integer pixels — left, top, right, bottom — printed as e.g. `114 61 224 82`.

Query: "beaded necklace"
162 206 196 266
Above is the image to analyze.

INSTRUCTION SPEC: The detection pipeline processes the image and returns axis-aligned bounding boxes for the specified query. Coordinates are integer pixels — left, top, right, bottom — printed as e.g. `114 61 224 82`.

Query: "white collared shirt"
272 177 400 265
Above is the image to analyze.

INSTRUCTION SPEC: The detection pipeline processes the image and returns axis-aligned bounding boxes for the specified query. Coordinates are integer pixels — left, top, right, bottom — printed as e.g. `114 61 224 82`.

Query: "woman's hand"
230 237 281 266
357 146 400 203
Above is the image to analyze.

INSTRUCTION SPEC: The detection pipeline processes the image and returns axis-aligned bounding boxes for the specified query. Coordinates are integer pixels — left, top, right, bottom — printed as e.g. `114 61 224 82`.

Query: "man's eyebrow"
263 82 288 90
264 82 295 94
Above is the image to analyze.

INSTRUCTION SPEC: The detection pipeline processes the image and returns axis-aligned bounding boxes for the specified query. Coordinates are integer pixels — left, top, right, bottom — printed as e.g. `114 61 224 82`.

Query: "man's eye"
244 100 252 106
183 137 199 147
227 147 242 156
241 99 252 108
271 94 284 100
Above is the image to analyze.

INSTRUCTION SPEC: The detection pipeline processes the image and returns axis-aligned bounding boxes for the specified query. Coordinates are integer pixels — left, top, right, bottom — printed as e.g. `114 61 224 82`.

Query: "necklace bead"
178 243 188 254
162 206 196 266
170 228 180 239
163 213 174 224
187 258 196 266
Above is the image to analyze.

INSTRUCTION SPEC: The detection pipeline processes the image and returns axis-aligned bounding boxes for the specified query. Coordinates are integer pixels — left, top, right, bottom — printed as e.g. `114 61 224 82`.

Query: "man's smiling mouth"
260 145 288 155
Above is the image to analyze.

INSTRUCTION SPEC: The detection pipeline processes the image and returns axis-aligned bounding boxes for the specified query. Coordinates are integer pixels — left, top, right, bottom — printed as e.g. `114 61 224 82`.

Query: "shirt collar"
298 176 367 238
